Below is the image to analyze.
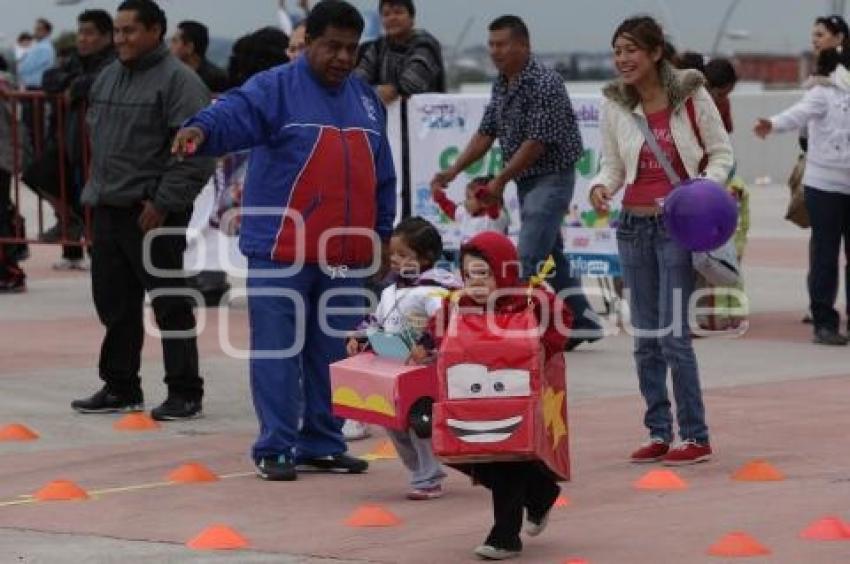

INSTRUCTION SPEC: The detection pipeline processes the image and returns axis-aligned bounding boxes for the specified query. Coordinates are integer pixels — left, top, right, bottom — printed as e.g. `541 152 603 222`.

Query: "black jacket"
82 44 215 212
42 46 116 164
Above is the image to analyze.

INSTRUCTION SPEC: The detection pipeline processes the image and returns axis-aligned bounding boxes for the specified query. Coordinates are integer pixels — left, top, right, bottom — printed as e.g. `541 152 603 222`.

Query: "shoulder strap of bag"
685 98 705 150
632 113 682 185
686 97 710 174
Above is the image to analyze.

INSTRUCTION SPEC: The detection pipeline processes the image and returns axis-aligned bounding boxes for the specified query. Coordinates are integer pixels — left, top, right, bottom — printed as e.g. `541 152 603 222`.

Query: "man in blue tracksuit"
174 1 396 481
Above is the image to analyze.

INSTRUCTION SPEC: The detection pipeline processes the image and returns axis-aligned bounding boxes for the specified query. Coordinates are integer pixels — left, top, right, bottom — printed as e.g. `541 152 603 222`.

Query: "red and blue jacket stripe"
187 56 396 265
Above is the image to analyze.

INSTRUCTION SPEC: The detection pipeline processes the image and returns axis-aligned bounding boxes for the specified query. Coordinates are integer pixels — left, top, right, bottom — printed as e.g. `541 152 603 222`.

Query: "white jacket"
770 67 850 194
375 268 460 336
590 64 734 195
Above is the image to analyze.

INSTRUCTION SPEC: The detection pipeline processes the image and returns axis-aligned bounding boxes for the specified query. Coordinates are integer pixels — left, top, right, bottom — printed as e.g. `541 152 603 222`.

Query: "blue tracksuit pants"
247 259 366 462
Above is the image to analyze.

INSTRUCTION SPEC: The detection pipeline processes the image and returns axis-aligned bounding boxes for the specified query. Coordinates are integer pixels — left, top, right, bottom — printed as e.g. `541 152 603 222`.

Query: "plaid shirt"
479 57 583 181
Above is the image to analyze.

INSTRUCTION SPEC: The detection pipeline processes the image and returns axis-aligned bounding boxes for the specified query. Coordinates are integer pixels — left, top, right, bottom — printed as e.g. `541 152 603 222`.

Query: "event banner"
407 93 623 277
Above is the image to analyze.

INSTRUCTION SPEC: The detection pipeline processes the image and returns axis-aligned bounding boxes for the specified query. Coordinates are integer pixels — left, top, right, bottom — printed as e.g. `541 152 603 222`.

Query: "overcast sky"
0 0 839 54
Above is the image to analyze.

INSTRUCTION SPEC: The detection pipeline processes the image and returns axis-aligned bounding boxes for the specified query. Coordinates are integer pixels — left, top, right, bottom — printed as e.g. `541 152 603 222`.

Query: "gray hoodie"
82 44 215 211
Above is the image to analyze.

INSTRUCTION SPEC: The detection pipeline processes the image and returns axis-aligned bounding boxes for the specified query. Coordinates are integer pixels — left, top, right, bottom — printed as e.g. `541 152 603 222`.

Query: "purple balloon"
663 179 738 252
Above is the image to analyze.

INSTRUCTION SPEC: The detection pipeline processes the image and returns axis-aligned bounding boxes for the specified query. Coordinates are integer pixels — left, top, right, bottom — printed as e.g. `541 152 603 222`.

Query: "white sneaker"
524 510 550 537
342 419 370 441
473 545 521 560
52 258 89 271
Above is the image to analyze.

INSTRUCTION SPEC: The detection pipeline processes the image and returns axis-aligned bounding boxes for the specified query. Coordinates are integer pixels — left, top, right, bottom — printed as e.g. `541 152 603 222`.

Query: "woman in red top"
588 16 733 466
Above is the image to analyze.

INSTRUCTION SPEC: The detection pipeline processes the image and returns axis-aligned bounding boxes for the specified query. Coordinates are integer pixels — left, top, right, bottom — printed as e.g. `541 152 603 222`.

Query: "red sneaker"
630 438 670 463
407 485 443 500
662 440 712 466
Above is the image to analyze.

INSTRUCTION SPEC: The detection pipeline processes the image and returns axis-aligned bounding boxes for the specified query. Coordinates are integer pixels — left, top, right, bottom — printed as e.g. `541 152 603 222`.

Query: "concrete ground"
1 184 848 564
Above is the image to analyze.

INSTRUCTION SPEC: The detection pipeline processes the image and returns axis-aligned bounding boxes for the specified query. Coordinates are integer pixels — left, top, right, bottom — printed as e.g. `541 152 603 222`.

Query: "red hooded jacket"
423 232 572 360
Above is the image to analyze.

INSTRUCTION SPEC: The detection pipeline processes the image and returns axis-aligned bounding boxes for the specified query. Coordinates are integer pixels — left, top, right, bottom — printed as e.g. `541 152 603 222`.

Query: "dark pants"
91 205 202 401
460 461 560 550
0 169 25 279
804 187 850 333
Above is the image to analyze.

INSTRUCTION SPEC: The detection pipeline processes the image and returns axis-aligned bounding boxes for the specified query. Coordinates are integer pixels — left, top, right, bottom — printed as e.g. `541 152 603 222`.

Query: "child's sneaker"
474 544 521 560
630 437 669 463
662 440 712 465
342 419 370 441
406 485 443 500
524 484 560 537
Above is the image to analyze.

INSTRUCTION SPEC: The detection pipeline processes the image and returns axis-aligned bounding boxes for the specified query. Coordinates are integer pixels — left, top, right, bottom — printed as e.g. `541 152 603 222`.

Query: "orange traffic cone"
707 531 771 557
344 505 402 527
554 496 570 508
113 413 160 431
0 423 39 441
732 460 785 482
634 469 688 490
562 559 589 564
167 462 219 483
362 440 398 461
186 524 249 550
799 516 850 541
34 479 89 501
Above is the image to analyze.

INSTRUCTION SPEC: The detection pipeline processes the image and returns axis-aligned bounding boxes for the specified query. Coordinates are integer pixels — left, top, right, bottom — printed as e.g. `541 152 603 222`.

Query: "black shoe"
0 273 25 294
150 396 203 421
72 386 144 414
297 453 368 474
813 328 849 346
255 455 297 481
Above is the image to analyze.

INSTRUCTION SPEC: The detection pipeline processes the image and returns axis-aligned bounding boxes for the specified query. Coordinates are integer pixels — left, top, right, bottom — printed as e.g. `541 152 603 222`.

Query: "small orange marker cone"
361 440 398 461
34 479 89 501
344 505 402 527
167 462 219 483
186 524 249 550
0 423 39 441
562 559 589 564
732 460 785 482
634 469 688 490
113 413 160 431
799 516 850 541
554 495 570 508
707 531 771 557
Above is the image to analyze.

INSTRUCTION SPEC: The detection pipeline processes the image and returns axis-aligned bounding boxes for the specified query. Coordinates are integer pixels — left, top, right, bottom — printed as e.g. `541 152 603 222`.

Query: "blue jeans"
804 186 850 333
516 171 600 334
617 213 709 443
247 260 366 461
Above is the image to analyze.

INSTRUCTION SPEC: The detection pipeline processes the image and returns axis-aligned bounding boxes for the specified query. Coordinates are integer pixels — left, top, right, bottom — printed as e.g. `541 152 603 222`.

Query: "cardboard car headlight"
432 307 570 480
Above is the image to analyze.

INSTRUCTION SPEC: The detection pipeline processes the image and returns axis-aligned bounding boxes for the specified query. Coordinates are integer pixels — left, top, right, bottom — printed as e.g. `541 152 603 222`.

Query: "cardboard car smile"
447 415 524 443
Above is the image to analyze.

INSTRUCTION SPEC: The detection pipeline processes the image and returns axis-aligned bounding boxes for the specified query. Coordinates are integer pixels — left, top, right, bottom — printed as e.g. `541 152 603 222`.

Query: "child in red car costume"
411 231 572 560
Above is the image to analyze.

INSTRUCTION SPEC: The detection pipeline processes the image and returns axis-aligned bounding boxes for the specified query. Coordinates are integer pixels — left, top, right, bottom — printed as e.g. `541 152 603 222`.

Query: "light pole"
711 0 744 55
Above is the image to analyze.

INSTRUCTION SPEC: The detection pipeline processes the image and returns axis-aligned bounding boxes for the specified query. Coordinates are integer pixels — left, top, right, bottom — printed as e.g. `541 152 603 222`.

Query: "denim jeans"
804 186 850 333
516 171 600 334
617 213 709 443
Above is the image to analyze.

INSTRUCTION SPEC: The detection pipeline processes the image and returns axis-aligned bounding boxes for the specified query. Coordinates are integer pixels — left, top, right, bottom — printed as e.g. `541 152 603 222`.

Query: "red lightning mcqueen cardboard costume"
431 303 571 480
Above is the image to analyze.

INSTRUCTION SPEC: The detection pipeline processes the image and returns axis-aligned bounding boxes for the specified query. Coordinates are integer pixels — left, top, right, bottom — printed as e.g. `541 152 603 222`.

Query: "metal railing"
0 88 90 249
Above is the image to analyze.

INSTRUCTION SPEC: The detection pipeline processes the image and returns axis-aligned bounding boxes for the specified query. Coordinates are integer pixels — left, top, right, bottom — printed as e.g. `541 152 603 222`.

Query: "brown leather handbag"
785 154 810 228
